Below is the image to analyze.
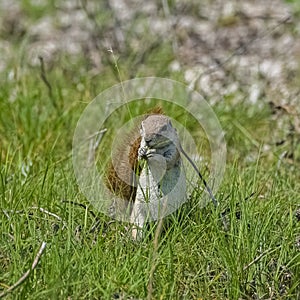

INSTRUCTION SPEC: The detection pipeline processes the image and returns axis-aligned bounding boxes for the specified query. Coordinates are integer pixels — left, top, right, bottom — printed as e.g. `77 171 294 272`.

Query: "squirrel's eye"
161 124 168 131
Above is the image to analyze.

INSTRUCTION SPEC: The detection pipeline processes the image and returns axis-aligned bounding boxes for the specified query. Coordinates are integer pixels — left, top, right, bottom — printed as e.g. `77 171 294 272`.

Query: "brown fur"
105 106 163 203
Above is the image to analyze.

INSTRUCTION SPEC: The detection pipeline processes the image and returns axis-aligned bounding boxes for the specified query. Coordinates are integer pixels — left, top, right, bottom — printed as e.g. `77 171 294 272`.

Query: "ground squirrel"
105 108 186 239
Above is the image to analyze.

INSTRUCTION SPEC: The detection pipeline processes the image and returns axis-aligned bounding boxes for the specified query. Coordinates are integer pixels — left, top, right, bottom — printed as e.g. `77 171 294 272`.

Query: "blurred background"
0 0 299 163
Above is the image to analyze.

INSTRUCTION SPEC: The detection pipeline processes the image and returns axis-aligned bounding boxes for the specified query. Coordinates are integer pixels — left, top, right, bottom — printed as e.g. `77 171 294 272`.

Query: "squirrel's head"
140 115 179 149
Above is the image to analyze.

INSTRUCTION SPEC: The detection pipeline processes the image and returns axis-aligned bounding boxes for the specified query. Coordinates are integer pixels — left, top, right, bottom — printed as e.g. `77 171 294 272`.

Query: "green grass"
1 2 300 298
0 66 299 300
1 159 299 299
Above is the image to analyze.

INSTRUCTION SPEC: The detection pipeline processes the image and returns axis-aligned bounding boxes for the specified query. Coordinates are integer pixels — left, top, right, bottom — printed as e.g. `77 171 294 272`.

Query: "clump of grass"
1 67 299 298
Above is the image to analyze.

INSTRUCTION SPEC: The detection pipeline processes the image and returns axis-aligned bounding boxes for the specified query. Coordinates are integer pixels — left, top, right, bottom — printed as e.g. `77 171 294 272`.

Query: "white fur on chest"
130 115 187 239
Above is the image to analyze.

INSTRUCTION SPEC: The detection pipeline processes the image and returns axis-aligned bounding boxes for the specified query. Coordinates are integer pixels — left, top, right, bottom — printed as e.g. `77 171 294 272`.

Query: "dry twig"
243 248 278 271
147 206 166 300
3 207 67 229
0 241 46 298
38 56 56 109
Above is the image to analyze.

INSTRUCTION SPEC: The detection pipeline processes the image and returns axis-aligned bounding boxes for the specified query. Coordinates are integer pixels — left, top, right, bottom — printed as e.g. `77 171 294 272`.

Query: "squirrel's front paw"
138 146 156 159
138 146 147 158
